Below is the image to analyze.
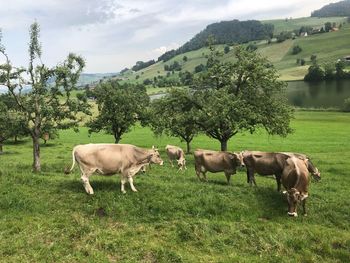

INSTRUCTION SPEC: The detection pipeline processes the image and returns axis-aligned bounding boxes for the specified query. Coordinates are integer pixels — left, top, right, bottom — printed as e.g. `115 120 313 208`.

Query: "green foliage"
192 46 293 150
164 61 182 71
0 22 90 171
335 60 346 78
324 62 335 79
292 45 302 55
224 45 230 54
304 63 325 81
183 56 188 62
325 22 332 32
246 43 258 52
343 97 350 112
149 88 200 153
312 0 350 17
194 64 206 73
132 60 155 71
87 81 149 143
276 31 293 42
179 71 193 86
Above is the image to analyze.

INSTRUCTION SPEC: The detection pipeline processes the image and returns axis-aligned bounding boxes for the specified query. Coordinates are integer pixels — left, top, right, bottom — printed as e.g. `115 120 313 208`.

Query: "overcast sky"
0 0 337 73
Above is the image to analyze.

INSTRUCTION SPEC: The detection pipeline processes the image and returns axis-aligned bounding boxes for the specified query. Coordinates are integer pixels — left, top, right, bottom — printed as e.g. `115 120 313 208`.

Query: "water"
287 80 350 108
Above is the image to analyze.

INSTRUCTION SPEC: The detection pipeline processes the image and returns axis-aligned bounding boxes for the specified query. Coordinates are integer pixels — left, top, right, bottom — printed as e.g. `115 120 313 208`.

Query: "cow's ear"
303 158 309 166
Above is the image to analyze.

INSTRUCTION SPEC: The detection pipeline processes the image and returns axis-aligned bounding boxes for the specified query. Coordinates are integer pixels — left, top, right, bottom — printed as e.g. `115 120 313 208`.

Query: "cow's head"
306 159 321 181
177 157 186 170
283 188 308 217
149 146 164 165
229 152 245 168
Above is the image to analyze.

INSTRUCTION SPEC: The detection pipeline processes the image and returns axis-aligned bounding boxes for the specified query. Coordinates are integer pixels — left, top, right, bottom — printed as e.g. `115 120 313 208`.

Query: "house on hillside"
331 27 339 32
300 32 308 37
343 56 350 62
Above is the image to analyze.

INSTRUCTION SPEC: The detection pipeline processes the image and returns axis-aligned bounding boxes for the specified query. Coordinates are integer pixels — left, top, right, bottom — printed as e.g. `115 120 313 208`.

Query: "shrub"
343 97 350 112
292 45 302 55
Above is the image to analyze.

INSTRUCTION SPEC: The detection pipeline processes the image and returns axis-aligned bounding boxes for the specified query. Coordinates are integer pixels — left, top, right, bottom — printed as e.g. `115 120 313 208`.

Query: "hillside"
158 20 273 62
311 0 350 17
118 17 348 83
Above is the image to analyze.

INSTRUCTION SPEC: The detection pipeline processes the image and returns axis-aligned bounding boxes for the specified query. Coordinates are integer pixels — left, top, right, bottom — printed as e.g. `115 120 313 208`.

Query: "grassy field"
0 111 350 262
118 17 350 83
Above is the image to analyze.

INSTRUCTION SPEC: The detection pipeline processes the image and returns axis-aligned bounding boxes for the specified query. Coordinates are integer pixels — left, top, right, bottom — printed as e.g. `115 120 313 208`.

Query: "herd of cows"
65 143 321 217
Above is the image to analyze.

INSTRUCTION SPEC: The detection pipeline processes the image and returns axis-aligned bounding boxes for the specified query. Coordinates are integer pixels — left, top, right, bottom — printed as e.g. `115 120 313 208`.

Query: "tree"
87 81 149 143
310 54 317 64
149 88 200 153
325 22 332 32
335 60 346 78
0 23 90 172
292 45 302 55
324 62 335 80
246 43 258 52
304 63 325 81
183 56 188 62
224 45 230 54
191 46 293 151
194 64 206 73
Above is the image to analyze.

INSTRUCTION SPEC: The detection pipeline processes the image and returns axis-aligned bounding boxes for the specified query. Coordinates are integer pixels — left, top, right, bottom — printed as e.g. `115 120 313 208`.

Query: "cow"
281 156 310 217
65 144 163 194
194 149 244 184
243 151 321 191
243 151 290 191
165 145 187 171
280 152 321 181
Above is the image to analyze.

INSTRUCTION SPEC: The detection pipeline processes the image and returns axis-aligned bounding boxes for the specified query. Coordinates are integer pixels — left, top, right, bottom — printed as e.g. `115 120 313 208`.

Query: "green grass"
1 111 350 262
262 17 346 34
120 18 350 83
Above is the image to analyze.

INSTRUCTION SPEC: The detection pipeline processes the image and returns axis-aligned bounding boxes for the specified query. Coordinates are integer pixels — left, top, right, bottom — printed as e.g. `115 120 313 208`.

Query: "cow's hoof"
122 190 126 194
303 213 308 217
288 212 298 217
132 189 138 192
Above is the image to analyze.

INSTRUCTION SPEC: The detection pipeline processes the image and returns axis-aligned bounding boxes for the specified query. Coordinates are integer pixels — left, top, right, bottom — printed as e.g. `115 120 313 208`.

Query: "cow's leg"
302 199 307 216
275 174 282 192
247 169 257 186
169 159 174 167
225 172 231 185
127 176 138 192
195 165 202 181
120 177 127 194
202 172 208 182
81 173 94 195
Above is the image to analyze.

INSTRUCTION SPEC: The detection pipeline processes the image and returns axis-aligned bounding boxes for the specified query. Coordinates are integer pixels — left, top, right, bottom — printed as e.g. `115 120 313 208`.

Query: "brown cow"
65 144 163 194
243 151 290 191
194 149 244 184
281 152 321 181
282 156 310 217
165 145 186 171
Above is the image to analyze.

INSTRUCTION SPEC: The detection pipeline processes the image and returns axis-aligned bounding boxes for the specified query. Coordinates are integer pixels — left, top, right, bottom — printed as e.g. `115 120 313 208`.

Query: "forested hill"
158 20 274 62
311 0 350 17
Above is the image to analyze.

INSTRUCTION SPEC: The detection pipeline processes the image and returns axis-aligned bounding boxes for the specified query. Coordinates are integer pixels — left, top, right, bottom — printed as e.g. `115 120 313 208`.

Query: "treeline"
131 60 155 71
158 20 274 62
304 59 350 81
311 0 350 17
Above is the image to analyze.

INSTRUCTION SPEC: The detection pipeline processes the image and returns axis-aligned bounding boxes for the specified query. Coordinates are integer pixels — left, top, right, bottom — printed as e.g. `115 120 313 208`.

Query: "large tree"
149 88 200 153
192 46 293 151
87 81 149 143
0 23 90 172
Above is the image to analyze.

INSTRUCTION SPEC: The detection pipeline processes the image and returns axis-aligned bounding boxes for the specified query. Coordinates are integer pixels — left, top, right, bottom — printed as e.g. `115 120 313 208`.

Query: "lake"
287 79 350 108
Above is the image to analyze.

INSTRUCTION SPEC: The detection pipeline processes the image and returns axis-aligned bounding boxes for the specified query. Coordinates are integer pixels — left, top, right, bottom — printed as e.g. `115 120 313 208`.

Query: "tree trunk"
114 133 121 144
14 135 18 143
186 140 191 154
220 139 228 151
32 135 41 172
0 143 3 154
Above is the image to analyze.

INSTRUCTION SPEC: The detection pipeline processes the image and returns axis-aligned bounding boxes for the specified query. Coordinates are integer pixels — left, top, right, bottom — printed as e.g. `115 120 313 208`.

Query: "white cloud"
151 43 181 56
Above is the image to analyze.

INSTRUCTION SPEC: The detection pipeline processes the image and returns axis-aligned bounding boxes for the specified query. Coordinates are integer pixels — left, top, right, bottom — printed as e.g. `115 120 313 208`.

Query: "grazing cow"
165 145 187 171
194 149 244 184
65 144 163 194
282 156 310 217
281 152 321 181
243 151 290 191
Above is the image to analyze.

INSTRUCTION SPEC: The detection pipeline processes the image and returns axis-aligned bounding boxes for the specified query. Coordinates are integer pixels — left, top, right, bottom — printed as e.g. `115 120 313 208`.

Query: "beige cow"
65 144 163 194
194 149 244 184
165 145 186 171
282 156 310 217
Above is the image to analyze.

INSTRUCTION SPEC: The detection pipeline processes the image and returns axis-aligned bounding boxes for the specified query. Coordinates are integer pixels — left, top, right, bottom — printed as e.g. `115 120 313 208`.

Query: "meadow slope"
0 111 350 262
119 17 349 83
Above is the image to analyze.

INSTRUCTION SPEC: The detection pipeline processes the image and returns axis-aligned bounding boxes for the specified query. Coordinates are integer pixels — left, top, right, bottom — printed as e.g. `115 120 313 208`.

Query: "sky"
0 0 338 73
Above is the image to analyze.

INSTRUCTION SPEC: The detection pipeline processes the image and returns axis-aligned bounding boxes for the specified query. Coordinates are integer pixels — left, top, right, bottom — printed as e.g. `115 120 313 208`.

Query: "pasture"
0 111 350 262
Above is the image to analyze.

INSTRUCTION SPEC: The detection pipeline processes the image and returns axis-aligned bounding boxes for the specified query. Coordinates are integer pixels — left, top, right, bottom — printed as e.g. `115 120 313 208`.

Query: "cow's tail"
64 147 77 174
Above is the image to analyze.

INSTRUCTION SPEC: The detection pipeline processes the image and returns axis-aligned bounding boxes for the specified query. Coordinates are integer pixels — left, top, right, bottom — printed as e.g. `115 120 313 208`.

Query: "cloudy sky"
0 0 337 73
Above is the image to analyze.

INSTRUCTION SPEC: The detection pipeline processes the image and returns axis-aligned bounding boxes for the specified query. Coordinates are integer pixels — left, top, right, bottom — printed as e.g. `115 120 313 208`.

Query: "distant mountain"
158 19 274 62
77 73 119 87
311 0 350 17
